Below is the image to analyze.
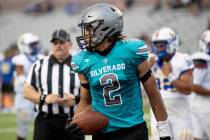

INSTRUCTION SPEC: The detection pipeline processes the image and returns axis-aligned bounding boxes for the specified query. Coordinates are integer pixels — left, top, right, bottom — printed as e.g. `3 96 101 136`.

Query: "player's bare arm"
74 73 92 115
139 60 172 139
138 60 168 121
171 70 193 95
161 61 192 95
192 84 210 96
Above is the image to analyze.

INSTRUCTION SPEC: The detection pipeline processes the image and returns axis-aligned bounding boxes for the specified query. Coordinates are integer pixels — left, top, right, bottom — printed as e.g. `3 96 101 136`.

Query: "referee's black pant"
34 112 84 140
93 122 149 140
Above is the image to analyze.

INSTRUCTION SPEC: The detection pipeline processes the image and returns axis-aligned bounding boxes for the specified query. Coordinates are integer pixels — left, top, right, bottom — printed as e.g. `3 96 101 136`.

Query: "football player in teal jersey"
66 3 172 140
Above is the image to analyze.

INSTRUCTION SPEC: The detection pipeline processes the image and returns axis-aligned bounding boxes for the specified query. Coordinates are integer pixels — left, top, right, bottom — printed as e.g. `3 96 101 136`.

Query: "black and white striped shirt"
26 55 80 116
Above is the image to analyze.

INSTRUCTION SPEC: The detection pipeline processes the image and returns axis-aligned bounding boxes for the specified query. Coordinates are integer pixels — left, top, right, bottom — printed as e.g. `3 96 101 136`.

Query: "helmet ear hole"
110 7 115 12
102 27 109 31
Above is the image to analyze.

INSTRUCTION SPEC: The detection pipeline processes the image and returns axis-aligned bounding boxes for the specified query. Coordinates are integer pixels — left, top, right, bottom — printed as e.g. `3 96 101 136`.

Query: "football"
72 111 109 135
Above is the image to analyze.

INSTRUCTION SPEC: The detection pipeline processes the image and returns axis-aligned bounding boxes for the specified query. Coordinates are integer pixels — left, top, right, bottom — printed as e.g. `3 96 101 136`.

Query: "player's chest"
86 57 136 87
154 68 176 92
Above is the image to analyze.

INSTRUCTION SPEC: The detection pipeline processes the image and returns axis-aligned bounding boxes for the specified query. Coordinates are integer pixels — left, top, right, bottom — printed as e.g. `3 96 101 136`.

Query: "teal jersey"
72 39 148 132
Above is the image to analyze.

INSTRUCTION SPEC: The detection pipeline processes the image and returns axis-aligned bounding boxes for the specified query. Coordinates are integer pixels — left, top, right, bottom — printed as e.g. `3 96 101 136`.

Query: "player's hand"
161 61 172 76
45 94 61 104
149 56 157 67
65 120 84 137
57 93 75 107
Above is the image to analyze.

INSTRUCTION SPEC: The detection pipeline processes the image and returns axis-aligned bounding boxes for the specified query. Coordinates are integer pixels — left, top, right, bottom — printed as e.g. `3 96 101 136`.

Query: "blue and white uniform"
190 52 210 140
151 52 194 140
12 53 43 138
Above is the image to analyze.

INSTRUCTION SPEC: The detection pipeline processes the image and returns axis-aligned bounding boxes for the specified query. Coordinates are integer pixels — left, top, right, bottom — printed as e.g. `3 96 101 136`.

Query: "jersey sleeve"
71 51 86 73
193 68 207 85
12 55 24 66
172 53 194 78
183 54 194 70
130 39 149 66
179 54 194 76
25 60 39 90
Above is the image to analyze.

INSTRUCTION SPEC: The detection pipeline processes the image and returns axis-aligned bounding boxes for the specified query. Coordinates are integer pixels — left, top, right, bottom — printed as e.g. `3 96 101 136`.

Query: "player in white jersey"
12 33 43 140
190 30 210 140
150 28 194 140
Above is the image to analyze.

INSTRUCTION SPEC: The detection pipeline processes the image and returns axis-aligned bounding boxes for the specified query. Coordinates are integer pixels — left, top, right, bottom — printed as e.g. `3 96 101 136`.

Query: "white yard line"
0 127 33 133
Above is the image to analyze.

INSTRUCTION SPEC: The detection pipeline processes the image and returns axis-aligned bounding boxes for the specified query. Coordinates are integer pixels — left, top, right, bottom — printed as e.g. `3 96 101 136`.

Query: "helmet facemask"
152 28 179 62
153 37 177 61
28 41 41 55
76 19 104 51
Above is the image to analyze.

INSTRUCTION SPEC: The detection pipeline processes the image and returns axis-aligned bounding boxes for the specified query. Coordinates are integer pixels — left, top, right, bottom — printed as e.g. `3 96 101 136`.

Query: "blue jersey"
72 39 148 132
0 58 15 84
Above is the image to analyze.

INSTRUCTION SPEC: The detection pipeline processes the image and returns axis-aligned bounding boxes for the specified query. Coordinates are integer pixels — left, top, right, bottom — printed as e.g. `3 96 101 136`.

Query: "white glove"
157 118 173 139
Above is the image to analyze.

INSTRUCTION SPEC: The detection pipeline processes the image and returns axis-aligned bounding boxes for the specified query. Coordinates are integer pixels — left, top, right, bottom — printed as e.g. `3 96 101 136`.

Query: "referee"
23 29 84 140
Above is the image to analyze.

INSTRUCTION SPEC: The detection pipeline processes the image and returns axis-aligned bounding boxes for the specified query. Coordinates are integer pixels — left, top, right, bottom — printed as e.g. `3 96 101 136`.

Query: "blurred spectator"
24 0 54 16
208 18 210 30
185 0 210 16
138 33 157 68
64 0 81 15
0 46 17 111
186 0 201 15
0 52 4 109
138 33 154 53
125 0 135 9
0 3 2 14
114 0 135 12
152 0 186 10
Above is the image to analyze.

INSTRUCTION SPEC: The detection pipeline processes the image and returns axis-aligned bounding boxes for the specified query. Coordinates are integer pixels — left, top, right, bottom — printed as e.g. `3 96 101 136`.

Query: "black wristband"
39 94 47 104
160 136 171 140
75 96 80 104
81 83 90 89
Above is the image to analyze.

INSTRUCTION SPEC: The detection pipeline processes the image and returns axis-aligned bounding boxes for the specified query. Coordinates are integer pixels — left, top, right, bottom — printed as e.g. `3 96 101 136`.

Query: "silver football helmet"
199 30 210 55
76 3 123 51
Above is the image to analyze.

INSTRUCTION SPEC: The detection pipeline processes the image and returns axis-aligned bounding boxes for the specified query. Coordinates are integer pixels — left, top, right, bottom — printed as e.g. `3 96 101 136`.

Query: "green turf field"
0 112 33 140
